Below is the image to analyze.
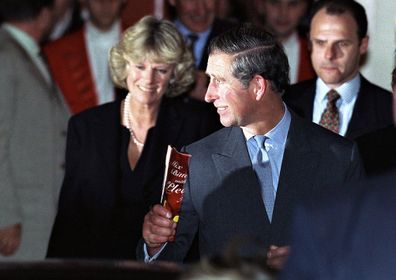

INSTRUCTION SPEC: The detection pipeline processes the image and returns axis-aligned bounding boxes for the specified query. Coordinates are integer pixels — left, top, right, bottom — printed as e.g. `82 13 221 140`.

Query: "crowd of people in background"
0 0 395 279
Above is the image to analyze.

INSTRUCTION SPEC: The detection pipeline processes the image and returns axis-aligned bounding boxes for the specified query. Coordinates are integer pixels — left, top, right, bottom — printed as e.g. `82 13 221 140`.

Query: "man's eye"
157 69 169 74
338 41 349 47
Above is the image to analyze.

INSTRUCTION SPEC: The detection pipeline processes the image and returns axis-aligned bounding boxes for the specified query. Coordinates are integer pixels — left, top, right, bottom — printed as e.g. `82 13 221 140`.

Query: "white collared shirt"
282 32 300 84
174 19 212 68
85 20 121 105
313 74 360 136
242 103 291 195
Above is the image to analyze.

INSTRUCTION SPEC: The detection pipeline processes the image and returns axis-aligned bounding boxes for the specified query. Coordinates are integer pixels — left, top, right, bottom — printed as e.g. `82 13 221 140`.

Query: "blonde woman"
46 16 219 260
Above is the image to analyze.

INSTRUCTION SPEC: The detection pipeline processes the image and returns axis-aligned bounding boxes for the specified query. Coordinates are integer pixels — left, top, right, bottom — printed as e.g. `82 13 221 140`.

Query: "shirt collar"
86 19 121 39
2 23 40 57
281 31 299 50
174 19 212 40
242 103 291 150
316 73 361 104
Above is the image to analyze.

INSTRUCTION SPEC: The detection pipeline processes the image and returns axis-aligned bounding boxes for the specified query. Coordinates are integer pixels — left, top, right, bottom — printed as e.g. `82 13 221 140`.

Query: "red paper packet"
160 146 191 225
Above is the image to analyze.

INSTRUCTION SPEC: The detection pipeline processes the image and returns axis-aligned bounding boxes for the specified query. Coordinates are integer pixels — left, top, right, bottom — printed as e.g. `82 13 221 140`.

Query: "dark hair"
392 67 396 90
0 0 55 22
310 0 368 40
208 23 290 96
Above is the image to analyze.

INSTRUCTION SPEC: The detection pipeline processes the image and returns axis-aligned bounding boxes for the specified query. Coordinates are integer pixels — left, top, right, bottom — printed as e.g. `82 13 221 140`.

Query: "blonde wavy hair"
109 16 195 97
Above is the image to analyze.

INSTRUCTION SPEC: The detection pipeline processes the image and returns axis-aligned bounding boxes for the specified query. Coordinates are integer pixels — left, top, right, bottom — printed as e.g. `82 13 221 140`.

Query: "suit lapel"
5 31 53 93
271 115 320 235
4 29 66 108
300 82 316 119
212 127 269 223
346 77 374 139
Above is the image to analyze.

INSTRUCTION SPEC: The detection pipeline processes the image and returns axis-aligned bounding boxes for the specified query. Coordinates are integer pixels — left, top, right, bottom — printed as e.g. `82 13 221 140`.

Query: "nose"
204 81 218 103
142 69 155 84
324 44 336 60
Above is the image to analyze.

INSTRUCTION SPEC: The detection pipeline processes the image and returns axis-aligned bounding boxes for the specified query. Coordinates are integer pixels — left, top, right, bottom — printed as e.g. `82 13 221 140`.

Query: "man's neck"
7 21 41 43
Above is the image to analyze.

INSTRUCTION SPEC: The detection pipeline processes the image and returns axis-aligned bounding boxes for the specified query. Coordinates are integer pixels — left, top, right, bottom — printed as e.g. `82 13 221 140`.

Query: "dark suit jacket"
281 169 396 280
283 75 393 140
46 97 219 259
138 113 364 262
356 125 396 176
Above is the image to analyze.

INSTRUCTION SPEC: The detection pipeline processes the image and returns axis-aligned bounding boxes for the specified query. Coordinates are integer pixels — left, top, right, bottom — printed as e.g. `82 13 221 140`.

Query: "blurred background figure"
46 16 219 260
48 0 84 41
165 0 237 131
254 0 316 84
166 0 236 102
181 253 275 280
281 169 396 280
214 0 247 23
44 0 128 114
0 0 69 260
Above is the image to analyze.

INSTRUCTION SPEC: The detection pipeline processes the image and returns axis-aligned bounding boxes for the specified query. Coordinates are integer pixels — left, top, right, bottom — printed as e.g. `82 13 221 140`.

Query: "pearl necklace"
123 93 144 148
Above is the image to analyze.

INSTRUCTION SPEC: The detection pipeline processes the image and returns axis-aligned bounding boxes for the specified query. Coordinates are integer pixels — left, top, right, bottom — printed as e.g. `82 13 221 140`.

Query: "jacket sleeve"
0 52 22 228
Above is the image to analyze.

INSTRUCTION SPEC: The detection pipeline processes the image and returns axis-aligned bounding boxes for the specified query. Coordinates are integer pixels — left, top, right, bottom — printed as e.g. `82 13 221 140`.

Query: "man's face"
169 0 216 33
310 8 368 88
262 0 308 41
205 53 257 128
85 0 124 31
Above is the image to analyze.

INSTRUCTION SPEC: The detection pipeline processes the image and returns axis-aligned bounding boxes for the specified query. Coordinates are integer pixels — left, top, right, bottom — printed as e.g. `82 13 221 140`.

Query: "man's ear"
359 36 369 55
251 74 267 101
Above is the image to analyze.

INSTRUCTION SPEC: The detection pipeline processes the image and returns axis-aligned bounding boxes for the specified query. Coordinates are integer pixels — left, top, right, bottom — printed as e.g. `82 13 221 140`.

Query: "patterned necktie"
187 33 198 62
319 89 341 133
247 136 275 222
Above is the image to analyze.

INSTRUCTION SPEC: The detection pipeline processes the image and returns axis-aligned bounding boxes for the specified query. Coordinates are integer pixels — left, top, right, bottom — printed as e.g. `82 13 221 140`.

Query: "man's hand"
267 245 290 270
0 223 21 256
142 204 176 256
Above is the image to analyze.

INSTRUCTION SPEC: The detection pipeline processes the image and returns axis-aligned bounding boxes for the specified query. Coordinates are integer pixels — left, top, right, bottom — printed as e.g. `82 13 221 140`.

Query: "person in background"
0 0 69 260
355 67 396 176
48 0 84 41
254 0 316 84
283 0 393 140
167 0 236 105
139 23 364 271
46 16 219 260
44 0 127 114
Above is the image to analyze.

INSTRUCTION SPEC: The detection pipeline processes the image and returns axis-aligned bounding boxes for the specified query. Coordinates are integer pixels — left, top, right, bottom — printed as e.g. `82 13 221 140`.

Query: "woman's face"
125 58 175 106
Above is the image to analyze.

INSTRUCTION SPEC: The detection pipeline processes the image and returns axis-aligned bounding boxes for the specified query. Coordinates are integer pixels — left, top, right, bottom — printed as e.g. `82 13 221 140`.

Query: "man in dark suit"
167 0 236 102
283 0 392 140
355 67 396 176
140 24 364 270
281 169 396 280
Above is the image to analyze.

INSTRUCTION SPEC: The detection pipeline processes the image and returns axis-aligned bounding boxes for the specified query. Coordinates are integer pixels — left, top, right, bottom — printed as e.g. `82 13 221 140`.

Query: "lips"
215 105 228 114
138 85 156 92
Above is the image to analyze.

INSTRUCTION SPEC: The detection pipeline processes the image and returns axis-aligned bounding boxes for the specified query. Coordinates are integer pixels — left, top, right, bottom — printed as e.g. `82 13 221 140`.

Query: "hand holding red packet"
161 146 191 225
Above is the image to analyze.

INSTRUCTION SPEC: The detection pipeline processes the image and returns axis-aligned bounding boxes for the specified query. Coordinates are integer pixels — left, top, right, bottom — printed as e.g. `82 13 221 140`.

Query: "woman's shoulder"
70 100 121 124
